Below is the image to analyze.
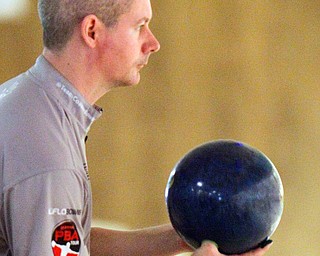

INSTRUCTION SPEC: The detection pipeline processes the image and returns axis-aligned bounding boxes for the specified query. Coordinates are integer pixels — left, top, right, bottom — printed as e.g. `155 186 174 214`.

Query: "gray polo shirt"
0 56 102 255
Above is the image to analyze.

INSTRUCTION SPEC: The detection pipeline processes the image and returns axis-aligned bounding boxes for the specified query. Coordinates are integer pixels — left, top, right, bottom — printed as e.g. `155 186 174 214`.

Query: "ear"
80 15 101 48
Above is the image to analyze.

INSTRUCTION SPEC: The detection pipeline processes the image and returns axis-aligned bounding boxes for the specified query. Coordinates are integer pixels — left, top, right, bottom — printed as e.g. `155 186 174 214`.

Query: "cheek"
119 39 140 60
99 32 141 69
109 43 137 64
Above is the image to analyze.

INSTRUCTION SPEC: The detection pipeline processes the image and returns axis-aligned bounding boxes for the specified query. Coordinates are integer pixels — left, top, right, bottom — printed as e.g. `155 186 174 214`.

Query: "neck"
42 48 110 105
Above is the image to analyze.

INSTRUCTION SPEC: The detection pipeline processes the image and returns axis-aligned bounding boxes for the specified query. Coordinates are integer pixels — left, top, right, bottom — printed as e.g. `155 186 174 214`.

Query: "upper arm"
2 170 90 256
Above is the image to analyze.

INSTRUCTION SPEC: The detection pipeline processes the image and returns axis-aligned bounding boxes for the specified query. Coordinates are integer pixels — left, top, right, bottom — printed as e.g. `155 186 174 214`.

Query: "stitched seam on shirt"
2 168 82 193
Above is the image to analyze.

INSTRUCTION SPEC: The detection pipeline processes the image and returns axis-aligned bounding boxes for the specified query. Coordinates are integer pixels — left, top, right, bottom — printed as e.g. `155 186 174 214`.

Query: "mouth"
138 57 149 69
137 63 147 70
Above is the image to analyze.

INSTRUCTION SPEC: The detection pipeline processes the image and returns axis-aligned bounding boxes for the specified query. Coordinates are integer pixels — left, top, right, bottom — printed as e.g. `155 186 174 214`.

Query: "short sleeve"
2 169 91 256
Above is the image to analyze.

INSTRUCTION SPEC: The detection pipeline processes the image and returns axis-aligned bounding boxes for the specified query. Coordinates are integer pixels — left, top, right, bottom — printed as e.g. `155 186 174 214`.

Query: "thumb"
192 241 221 256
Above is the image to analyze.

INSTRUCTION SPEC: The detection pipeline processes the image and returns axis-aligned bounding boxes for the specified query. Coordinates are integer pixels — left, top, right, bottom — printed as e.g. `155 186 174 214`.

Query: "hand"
192 240 273 256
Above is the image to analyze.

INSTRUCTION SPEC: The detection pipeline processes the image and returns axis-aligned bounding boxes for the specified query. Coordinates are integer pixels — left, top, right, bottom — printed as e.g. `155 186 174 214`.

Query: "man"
0 0 273 255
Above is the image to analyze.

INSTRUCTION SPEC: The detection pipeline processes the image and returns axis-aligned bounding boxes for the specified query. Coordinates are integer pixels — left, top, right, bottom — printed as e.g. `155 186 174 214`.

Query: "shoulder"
0 74 77 186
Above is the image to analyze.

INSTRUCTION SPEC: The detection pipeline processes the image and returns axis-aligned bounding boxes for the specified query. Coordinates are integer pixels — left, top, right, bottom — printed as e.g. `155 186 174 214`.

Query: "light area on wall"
0 0 30 21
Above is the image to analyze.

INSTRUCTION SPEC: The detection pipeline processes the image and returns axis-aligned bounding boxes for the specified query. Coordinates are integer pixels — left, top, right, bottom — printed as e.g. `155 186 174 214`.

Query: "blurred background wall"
1 0 320 255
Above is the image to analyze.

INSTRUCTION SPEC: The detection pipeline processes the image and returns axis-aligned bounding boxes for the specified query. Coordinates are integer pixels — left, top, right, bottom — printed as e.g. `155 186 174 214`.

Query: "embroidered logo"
48 208 82 216
51 220 81 256
55 82 95 121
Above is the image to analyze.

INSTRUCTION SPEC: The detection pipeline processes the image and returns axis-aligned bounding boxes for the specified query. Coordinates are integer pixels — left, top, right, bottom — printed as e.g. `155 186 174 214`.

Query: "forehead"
122 0 152 21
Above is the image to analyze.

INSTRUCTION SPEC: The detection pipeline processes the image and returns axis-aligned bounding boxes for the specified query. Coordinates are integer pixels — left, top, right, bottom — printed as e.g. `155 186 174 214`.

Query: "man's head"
39 0 160 98
38 0 134 51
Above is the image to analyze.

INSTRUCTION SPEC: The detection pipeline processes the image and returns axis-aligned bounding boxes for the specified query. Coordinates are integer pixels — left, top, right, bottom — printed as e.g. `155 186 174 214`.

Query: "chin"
124 73 141 87
112 71 141 88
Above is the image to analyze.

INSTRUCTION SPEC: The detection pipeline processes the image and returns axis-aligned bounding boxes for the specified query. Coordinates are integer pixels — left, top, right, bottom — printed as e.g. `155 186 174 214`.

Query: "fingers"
192 241 220 256
238 241 273 256
191 240 273 256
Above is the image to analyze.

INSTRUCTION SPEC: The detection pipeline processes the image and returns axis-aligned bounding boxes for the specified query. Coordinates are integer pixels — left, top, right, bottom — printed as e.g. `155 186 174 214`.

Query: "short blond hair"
38 0 134 51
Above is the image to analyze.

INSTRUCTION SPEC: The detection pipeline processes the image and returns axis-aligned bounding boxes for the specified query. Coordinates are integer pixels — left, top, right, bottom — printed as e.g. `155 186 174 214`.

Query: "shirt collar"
28 55 103 133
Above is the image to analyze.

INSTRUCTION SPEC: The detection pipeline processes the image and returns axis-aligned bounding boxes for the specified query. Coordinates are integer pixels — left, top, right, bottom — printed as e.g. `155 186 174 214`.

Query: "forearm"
90 223 192 256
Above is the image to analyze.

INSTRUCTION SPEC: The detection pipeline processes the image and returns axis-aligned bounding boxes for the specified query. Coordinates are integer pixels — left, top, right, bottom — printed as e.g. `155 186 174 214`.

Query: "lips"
137 63 147 70
137 57 149 70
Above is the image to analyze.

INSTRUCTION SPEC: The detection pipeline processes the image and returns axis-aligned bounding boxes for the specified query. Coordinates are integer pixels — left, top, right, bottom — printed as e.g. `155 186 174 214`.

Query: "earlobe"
81 15 99 48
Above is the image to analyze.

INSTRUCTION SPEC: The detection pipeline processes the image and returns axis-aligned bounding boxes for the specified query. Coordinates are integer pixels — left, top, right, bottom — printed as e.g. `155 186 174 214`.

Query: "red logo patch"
51 220 81 256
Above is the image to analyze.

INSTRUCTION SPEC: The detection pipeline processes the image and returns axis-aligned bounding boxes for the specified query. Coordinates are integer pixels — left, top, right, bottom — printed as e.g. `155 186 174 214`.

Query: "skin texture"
193 241 273 256
43 0 160 104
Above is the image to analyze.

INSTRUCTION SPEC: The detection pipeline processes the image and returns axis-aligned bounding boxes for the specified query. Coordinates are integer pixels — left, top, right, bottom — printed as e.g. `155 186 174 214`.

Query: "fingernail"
259 239 273 248
202 240 218 248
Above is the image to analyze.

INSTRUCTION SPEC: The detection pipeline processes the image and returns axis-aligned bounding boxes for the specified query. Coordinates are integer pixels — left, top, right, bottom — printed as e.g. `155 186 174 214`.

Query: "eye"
137 23 145 31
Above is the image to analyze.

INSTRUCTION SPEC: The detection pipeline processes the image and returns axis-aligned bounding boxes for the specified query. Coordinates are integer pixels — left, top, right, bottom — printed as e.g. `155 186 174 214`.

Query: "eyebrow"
136 17 151 24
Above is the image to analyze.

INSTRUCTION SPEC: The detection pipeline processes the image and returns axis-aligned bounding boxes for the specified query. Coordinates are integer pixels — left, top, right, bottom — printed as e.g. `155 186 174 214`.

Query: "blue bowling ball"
165 140 284 255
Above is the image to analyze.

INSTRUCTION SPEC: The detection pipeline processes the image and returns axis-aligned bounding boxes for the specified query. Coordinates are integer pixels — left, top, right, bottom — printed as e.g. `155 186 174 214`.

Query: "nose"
143 29 160 54
150 32 160 53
